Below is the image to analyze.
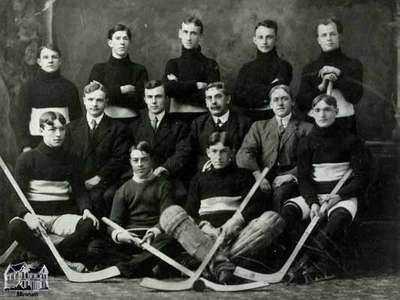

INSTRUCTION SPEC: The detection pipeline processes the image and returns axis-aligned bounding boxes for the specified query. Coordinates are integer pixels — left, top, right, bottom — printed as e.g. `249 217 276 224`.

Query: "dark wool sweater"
297 122 370 206
163 46 220 107
11 142 90 218
234 48 293 109
186 164 267 227
16 69 81 150
88 55 149 110
297 48 363 113
110 176 174 229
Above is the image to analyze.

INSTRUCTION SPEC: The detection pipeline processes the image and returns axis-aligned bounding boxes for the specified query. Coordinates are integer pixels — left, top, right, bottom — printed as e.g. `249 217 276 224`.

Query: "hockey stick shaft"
235 168 353 282
0 241 18 265
0 155 120 282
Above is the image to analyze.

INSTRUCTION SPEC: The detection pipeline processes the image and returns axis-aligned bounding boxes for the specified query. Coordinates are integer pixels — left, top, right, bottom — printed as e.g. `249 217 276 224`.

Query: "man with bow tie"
236 85 313 211
64 81 129 217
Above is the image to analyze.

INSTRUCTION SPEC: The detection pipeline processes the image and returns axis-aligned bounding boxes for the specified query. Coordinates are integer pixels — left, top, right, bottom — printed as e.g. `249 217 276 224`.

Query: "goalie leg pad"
230 211 285 258
160 205 214 261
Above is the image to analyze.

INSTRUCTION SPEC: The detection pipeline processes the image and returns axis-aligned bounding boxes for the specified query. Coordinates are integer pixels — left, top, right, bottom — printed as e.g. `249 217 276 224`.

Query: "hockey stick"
0 241 19 265
0 155 120 282
141 167 270 291
102 217 269 292
234 168 353 283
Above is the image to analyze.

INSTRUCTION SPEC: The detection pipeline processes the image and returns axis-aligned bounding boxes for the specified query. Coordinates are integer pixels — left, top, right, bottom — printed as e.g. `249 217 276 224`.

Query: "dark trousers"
89 184 119 218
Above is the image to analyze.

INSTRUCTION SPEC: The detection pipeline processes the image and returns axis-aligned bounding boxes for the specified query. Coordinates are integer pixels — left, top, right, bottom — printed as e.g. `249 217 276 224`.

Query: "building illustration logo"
4 262 49 291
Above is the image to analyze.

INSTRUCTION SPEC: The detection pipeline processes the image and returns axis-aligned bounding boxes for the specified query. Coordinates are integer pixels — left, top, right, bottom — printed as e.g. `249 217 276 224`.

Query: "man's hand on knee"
24 213 46 237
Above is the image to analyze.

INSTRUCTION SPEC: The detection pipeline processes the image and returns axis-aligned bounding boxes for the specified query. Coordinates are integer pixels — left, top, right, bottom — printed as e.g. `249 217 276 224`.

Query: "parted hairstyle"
205 81 231 96
108 23 132 40
255 19 278 35
84 80 107 95
39 111 66 129
145 80 164 90
315 18 343 36
182 16 204 34
208 131 233 149
129 141 153 157
312 94 338 109
37 43 61 58
268 84 293 100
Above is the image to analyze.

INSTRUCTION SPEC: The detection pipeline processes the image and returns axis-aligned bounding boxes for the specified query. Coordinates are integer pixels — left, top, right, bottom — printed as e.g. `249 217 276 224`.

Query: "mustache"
210 105 221 110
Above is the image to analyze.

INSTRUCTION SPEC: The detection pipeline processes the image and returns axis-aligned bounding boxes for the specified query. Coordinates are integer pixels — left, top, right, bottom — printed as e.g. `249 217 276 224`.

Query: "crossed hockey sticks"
234 168 353 283
140 166 270 291
0 155 120 282
102 217 269 292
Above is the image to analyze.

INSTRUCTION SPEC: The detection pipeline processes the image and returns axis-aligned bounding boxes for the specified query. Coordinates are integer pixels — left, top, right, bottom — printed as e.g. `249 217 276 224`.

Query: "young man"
64 81 129 218
268 94 370 282
297 18 363 133
89 24 149 122
15 44 81 152
236 85 313 211
88 141 177 278
160 132 284 283
8 112 98 273
128 80 191 203
164 16 220 121
234 20 292 121
189 82 251 172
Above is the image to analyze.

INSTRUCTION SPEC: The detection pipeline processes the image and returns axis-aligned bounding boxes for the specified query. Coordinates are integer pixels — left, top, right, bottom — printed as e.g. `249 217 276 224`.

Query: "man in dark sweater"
64 81 129 218
128 80 191 203
297 18 363 133
14 44 81 152
163 16 220 123
188 82 251 172
88 24 149 122
234 19 292 121
8 111 99 273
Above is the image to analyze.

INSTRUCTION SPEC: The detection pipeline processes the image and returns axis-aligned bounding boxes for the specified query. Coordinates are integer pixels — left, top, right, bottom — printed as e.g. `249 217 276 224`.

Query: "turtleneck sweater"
88 55 148 110
297 48 363 113
16 69 81 149
234 48 292 109
163 46 220 107
11 142 90 218
296 122 370 206
185 164 267 227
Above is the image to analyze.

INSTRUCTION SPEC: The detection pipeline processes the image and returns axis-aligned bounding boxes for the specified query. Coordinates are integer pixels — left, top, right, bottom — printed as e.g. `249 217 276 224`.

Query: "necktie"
152 116 158 131
90 119 97 138
278 118 285 137
216 118 222 128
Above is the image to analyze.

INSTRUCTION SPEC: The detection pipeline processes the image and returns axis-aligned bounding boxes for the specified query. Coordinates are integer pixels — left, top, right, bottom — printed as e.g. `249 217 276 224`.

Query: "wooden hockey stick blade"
0 155 120 282
102 217 269 292
0 241 19 265
138 167 270 291
234 169 353 283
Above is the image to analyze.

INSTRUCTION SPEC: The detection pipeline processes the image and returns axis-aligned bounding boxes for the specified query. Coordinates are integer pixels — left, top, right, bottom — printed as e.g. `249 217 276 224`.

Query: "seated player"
88 24 149 122
268 94 370 282
189 82 251 172
160 132 285 283
236 85 313 211
14 44 81 152
8 111 99 273
164 16 220 122
234 19 292 121
88 141 177 278
65 81 129 218
128 80 191 203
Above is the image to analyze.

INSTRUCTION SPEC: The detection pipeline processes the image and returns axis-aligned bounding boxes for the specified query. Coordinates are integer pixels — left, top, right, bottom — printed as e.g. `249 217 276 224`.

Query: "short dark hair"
182 16 204 34
145 80 164 90
108 24 132 40
129 141 152 157
208 131 233 149
84 80 107 95
312 94 338 109
255 19 278 35
39 111 66 129
269 84 293 101
37 44 61 58
315 18 343 36
205 82 230 96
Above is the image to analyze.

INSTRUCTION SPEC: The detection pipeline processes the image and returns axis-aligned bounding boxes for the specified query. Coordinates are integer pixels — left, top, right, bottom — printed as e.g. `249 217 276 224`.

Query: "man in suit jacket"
65 81 129 217
236 85 313 211
188 82 251 172
128 80 191 203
